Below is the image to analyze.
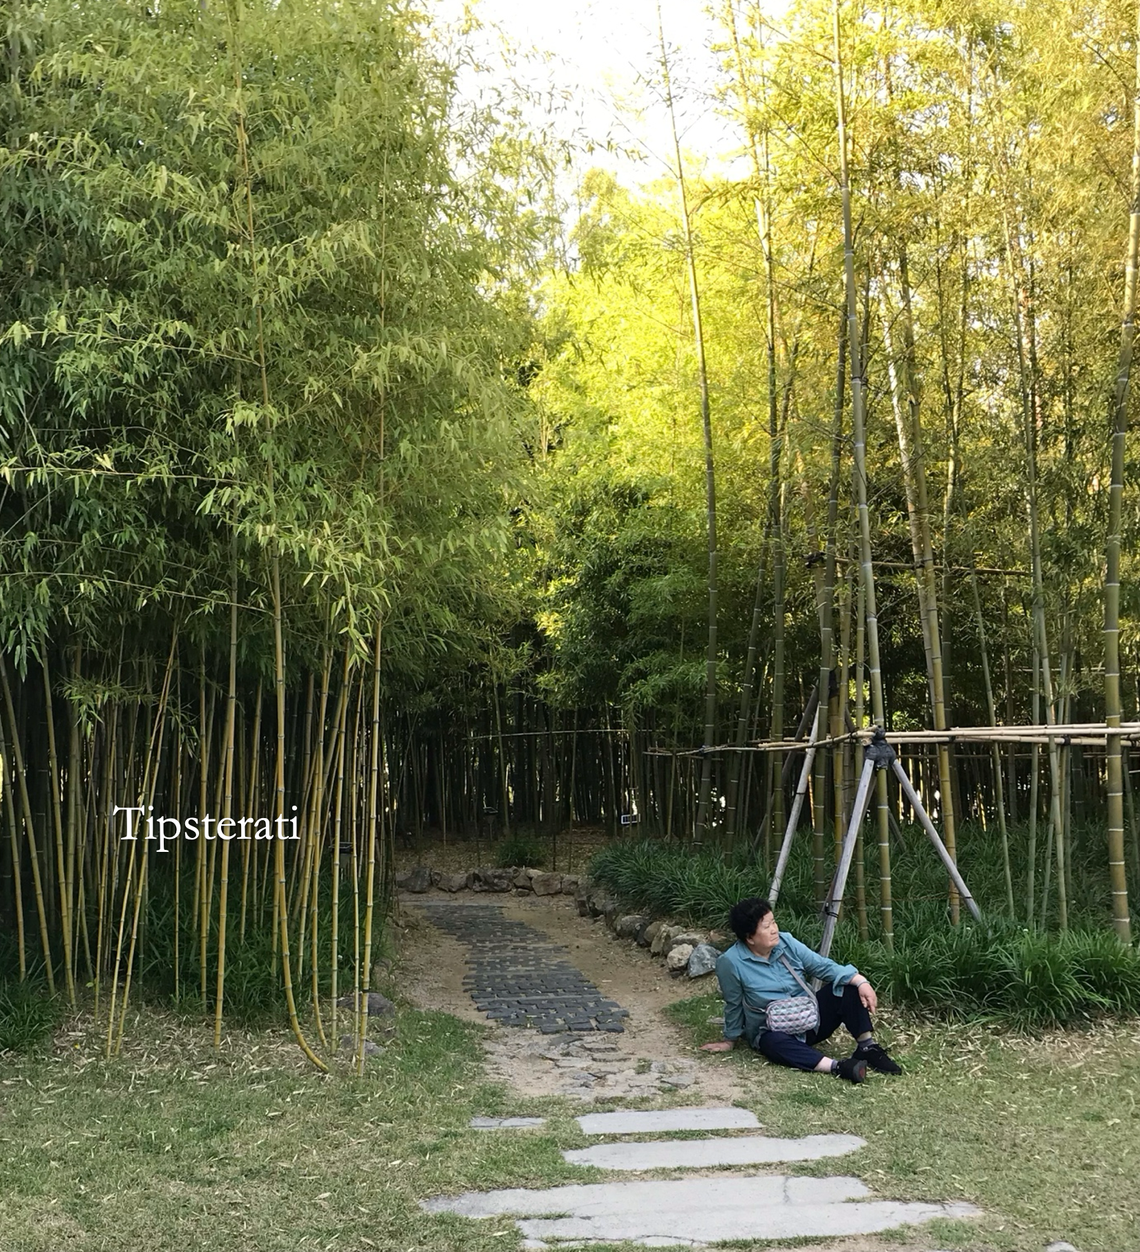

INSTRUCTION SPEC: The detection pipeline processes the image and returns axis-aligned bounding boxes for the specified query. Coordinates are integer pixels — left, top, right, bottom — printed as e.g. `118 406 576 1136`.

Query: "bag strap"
777 953 815 998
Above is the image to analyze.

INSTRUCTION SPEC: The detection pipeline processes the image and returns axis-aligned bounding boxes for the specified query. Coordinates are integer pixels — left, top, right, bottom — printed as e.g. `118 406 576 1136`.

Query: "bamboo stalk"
1102 0 1140 944
658 7 718 840
834 2 892 946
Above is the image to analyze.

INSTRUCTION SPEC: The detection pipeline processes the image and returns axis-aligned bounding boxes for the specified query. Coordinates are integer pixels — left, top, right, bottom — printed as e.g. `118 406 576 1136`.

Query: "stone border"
396 865 726 981
396 864 579 896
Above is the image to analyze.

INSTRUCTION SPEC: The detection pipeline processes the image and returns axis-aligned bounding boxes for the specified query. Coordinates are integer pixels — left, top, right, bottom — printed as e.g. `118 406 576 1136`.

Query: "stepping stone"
564 1133 865 1171
423 1173 979 1248
577 1107 759 1135
469 1116 547 1130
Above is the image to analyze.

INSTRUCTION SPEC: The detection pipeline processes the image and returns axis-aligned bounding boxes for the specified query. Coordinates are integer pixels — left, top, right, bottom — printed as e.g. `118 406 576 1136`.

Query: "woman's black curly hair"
728 897 772 942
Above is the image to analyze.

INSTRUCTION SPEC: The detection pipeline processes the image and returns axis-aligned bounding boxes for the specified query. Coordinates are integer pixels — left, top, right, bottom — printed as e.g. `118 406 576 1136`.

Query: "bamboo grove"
0 0 556 1062
5 0 1140 1066
528 0 1140 944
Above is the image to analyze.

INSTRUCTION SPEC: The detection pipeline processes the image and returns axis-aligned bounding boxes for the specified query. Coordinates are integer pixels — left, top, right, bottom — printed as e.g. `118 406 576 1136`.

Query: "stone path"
563 1133 867 1171
416 901 630 1033
425 1171 980 1248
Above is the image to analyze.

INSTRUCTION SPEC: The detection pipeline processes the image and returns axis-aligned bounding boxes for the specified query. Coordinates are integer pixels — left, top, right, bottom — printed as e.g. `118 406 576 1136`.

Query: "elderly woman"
700 896 901 1083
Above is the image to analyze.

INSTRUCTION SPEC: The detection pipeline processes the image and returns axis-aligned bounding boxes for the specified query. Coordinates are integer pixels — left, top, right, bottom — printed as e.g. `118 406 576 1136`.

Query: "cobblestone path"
415 902 630 1033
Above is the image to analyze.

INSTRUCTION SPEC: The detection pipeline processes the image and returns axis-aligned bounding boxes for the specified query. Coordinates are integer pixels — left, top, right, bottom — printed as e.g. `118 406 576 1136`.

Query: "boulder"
512 868 533 890
438 872 468 892
666 931 705 954
339 1035 383 1057
336 990 395 1017
666 943 694 971
650 924 679 957
687 943 720 978
616 913 649 940
468 866 512 893
560 874 580 893
399 865 432 894
531 872 563 896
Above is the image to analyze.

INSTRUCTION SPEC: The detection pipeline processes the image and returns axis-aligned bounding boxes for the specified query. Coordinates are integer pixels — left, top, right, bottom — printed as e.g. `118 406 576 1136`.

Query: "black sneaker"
834 1057 867 1083
857 1041 902 1075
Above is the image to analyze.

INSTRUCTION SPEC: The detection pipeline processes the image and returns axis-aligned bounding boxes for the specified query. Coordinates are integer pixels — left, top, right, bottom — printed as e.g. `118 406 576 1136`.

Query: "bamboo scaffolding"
647 723 1140 756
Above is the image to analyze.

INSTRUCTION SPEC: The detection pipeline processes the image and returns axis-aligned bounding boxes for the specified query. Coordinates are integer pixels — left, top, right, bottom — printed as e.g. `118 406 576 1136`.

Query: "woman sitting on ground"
700 896 901 1083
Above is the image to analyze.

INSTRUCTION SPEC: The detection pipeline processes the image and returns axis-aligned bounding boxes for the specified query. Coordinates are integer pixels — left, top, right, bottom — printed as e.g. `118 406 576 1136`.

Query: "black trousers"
753 982 873 1071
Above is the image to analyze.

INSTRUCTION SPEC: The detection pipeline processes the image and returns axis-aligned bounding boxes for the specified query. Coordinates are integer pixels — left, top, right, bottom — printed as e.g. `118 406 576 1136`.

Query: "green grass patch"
0 1002 592 1252
667 991 1140 1252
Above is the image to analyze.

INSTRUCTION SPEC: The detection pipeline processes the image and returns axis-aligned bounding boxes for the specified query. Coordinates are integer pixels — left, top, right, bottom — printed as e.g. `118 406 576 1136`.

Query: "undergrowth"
494 833 546 868
0 978 62 1053
590 831 1140 1029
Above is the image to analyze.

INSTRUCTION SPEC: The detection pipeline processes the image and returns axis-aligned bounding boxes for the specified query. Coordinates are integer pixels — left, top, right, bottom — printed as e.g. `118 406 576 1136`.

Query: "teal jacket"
715 933 859 1043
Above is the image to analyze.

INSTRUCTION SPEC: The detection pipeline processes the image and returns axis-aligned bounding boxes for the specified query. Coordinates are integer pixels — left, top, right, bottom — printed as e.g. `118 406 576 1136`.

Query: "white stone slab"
423 1173 979 1248
470 1117 547 1130
575 1107 759 1135
563 1133 865 1170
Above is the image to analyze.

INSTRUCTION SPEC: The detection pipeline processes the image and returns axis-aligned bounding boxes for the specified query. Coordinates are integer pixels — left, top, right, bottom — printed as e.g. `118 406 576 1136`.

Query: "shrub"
495 834 546 869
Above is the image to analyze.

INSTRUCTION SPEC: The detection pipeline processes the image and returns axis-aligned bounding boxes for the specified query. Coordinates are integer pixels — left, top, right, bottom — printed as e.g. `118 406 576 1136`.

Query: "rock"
616 914 649 940
438 872 468 892
400 864 432 893
666 931 705 954
531 872 563 896
666 943 694 971
339 1035 383 1056
336 990 395 1017
650 924 679 956
588 891 615 921
468 867 512 892
687 943 720 978
560 874 580 893
512 868 533 890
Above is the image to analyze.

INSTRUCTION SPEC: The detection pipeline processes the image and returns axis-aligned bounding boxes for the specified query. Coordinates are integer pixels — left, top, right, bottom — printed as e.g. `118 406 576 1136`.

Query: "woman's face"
747 911 779 955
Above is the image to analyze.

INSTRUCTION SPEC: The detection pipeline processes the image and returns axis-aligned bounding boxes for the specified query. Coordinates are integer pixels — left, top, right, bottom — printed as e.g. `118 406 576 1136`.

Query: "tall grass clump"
496 834 547 869
0 980 62 1053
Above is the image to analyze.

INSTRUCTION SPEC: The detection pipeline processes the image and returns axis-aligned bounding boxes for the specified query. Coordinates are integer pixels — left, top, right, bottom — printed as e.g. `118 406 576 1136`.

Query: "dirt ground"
395 887 745 1103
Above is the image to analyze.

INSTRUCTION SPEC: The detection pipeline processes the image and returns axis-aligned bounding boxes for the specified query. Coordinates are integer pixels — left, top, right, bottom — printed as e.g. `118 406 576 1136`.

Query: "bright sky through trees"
430 0 763 180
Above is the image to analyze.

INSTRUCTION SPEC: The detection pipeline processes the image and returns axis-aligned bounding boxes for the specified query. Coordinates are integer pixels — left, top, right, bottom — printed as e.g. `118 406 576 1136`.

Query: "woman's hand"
856 979 878 1013
700 1040 735 1052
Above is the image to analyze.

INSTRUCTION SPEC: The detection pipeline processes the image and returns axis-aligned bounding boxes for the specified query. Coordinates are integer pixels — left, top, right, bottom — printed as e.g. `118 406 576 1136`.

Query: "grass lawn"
1 995 1138 1252
667 994 1140 1252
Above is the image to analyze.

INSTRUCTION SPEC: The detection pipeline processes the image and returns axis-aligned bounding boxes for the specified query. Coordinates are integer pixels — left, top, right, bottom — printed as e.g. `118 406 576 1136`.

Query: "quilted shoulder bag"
762 955 819 1036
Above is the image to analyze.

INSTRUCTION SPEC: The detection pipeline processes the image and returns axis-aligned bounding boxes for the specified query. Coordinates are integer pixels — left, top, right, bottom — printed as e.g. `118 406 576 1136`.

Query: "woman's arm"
701 952 742 1052
783 933 858 992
